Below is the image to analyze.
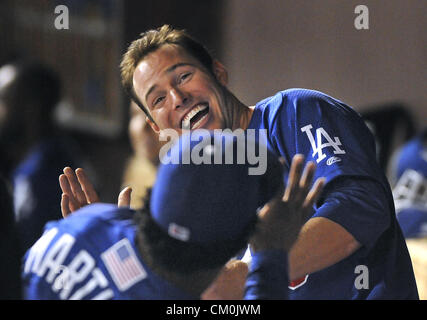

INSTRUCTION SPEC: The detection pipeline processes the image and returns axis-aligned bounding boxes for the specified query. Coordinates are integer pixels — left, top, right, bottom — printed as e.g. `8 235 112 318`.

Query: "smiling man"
61 25 418 299
133 47 225 132
120 27 253 135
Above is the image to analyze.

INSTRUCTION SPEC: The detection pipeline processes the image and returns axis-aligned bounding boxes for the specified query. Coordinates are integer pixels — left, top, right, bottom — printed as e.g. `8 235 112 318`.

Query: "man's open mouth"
181 104 210 130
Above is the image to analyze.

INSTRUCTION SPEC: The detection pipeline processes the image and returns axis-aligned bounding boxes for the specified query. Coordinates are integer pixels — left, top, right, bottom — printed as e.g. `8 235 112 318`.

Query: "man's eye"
153 96 165 106
179 72 192 83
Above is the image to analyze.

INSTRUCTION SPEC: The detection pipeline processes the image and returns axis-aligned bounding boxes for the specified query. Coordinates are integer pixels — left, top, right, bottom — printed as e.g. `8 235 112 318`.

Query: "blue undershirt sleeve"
244 250 289 300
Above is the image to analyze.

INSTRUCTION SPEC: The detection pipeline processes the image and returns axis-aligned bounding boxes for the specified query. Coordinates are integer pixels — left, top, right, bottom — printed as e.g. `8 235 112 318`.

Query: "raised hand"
59 167 100 217
59 167 132 218
59 167 134 218
250 154 325 252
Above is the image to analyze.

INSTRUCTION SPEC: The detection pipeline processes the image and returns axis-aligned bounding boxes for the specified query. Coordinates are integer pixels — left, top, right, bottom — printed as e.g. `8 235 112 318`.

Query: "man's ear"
212 60 228 86
146 117 160 134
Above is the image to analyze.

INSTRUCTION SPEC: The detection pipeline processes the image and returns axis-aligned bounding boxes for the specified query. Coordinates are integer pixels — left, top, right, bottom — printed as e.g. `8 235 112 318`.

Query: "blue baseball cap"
394 129 427 181
396 207 427 238
391 128 427 238
150 130 284 245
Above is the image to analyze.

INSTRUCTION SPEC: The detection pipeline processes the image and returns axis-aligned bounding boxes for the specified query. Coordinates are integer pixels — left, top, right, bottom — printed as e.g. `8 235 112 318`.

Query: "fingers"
61 193 71 218
295 161 316 202
75 168 99 204
283 154 305 202
63 167 87 206
118 187 132 207
303 177 326 211
59 167 100 218
280 155 325 222
251 155 325 253
59 173 80 212
300 161 316 191
283 155 318 205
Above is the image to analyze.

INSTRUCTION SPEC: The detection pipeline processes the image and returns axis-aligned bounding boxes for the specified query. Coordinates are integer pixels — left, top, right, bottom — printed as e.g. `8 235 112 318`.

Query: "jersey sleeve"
267 89 392 247
269 89 381 185
315 177 391 249
244 250 289 300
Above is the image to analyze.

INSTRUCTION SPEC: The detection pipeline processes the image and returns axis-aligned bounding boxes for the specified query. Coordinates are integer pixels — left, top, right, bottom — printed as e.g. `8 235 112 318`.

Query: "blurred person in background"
361 104 415 170
388 128 427 299
0 60 83 252
121 101 164 209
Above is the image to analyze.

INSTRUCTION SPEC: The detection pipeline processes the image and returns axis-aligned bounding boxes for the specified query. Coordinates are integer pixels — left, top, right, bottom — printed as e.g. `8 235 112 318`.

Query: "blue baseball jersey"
391 130 427 239
22 203 289 300
247 88 419 299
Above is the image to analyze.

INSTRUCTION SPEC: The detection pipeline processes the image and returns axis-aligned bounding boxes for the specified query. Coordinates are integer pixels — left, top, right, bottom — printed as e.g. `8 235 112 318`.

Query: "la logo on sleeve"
301 124 346 163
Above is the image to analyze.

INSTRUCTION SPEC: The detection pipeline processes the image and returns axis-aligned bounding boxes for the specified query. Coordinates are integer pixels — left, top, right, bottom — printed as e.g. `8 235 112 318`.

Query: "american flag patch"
101 238 147 291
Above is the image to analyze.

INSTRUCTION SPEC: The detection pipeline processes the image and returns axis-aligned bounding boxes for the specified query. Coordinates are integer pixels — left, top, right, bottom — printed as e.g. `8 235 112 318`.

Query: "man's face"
132 44 228 134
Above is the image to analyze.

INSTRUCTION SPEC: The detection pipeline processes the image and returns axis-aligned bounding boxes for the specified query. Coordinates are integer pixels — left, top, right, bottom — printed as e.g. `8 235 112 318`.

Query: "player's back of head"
137 130 284 274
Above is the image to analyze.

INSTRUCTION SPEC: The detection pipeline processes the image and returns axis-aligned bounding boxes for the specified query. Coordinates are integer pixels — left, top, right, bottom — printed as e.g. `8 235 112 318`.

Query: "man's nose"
170 87 190 109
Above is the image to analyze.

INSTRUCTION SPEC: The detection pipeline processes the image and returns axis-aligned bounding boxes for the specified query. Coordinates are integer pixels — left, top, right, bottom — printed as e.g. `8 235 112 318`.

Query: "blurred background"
0 0 425 203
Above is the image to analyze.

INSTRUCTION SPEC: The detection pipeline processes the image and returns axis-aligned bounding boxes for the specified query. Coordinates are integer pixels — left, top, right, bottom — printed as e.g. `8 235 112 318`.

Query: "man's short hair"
120 25 214 121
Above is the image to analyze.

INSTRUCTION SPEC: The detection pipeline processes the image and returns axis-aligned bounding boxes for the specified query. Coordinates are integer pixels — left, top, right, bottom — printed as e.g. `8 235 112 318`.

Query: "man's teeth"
191 113 208 129
182 105 208 128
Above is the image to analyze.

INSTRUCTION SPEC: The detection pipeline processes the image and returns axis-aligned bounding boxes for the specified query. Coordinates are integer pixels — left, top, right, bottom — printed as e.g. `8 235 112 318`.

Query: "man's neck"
234 101 254 130
222 90 254 130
